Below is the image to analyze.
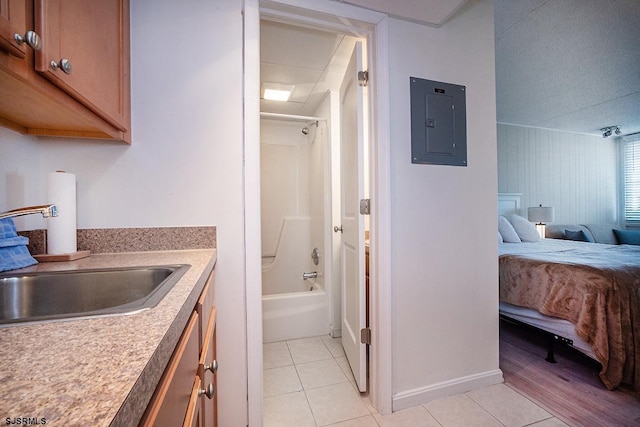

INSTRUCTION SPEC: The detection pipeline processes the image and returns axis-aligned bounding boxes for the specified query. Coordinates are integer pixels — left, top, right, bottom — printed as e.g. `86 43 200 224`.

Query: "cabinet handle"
204 359 218 374
14 31 42 51
198 383 215 399
50 58 72 75
334 225 343 233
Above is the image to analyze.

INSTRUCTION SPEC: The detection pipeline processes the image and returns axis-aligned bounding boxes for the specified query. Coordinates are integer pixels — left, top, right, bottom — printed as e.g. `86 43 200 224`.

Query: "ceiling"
261 0 640 136
260 19 356 117
337 0 469 27
495 0 640 137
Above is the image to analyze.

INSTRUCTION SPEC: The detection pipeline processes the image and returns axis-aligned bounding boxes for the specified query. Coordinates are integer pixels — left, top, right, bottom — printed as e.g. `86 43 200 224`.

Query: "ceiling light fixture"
262 83 294 102
600 126 621 138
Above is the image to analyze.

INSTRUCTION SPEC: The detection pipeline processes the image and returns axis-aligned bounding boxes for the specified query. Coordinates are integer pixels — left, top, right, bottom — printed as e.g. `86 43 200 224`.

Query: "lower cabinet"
140 267 217 426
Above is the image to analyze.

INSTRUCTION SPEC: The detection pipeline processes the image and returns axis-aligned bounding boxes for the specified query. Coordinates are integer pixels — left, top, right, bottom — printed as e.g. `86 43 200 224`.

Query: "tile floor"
263 335 570 427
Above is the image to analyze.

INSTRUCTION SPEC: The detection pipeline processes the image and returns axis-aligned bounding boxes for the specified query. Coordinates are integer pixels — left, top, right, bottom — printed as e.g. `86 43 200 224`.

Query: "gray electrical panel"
410 77 467 166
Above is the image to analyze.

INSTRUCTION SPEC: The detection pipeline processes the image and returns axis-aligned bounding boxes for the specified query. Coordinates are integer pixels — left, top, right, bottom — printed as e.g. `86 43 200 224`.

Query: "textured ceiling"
495 0 640 136
261 0 640 136
260 19 356 116
336 0 469 26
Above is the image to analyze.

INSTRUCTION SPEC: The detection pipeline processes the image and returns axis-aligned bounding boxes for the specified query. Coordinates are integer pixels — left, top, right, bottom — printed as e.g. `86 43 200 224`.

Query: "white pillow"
508 214 540 242
498 230 504 244
499 216 521 243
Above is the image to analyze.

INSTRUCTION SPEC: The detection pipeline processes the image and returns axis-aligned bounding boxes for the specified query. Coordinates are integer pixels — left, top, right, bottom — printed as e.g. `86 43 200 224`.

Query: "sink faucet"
0 204 57 220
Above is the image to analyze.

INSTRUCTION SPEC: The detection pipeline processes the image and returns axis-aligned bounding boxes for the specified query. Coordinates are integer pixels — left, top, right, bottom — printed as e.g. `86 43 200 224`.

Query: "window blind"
624 136 640 225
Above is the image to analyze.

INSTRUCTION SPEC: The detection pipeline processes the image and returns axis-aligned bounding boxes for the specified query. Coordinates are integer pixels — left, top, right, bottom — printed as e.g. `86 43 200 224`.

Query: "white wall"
260 118 326 296
0 1 248 425
497 124 619 224
260 119 313 256
388 0 501 408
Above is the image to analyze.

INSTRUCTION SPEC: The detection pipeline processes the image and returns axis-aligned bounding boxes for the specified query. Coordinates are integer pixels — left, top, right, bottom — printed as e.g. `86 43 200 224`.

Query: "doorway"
258 15 368 389
244 1 393 423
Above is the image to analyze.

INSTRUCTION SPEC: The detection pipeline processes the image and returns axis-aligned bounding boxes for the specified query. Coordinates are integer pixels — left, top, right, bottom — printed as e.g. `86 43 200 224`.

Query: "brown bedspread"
499 241 640 390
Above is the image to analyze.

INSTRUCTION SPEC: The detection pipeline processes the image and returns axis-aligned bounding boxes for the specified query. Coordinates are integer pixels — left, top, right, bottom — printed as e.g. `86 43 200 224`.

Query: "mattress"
499 238 640 390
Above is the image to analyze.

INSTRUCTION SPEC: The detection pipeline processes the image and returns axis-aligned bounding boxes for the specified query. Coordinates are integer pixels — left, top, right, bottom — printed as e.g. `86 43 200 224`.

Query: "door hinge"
359 199 370 215
360 327 371 345
358 70 369 87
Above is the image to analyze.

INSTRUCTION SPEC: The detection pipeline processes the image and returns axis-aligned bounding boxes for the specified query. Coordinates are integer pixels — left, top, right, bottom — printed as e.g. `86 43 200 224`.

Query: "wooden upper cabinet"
34 0 129 133
0 0 130 142
0 0 28 58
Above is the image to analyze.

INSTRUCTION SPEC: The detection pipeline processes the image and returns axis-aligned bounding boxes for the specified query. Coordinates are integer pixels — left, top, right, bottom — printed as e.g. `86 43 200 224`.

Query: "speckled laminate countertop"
0 249 217 426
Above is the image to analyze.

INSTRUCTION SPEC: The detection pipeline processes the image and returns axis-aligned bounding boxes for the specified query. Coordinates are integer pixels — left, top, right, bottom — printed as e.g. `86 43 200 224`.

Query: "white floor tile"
264 365 303 398
306 382 370 426
296 358 348 390
373 405 441 427
348 381 376 414
467 384 552 427
263 335 558 427
322 335 347 357
287 336 333 364
424 394 503 427
264 341 293 369
336 356 355 381
325 415 379 427
263 391 316 427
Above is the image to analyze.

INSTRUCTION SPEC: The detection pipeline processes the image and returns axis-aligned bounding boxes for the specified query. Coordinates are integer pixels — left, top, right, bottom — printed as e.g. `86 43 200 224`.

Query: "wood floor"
500 319 640 427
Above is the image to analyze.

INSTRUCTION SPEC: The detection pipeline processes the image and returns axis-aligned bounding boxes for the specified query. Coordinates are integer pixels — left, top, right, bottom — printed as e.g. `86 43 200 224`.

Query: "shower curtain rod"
260 112 326 122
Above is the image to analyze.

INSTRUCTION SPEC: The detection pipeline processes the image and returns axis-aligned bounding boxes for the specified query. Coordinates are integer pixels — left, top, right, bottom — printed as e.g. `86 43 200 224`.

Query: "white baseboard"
392 369 504 412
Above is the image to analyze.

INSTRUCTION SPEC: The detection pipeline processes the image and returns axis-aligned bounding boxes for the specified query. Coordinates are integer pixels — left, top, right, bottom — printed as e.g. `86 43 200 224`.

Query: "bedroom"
494 0 640 420
495 0 640 223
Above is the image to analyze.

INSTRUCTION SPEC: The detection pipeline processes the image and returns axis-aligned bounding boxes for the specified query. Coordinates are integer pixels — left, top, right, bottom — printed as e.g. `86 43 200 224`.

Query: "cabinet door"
196 269 216 351
140 312 200 427
184 377 204 427
34 0 130 132
0 0 27 58
198 307 217 427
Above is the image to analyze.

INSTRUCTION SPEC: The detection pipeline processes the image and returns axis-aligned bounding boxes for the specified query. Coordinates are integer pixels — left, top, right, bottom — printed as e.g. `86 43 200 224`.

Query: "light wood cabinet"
199 306 218 427
140 313 200 426
184 377 205 427
0 0 130 142
140 267 218 427
0 0 28 58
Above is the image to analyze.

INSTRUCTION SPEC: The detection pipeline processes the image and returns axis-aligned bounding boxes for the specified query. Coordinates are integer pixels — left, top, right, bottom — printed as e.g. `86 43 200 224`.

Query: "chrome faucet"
302 271 318 280
0 204 57 220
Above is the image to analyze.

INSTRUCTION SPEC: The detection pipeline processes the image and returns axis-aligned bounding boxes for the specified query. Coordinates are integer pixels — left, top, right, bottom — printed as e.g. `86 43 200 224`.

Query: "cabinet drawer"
140 312 200 427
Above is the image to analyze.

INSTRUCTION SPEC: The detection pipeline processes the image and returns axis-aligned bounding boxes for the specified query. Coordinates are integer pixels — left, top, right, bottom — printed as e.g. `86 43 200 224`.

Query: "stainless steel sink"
0 264 190 326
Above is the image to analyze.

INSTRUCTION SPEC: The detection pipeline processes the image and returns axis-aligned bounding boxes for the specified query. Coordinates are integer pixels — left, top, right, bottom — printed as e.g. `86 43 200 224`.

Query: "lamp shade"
528 205 555 223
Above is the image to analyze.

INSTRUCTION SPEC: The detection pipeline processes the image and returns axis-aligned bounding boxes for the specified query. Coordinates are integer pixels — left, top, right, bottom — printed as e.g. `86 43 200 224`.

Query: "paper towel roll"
47 171 77 255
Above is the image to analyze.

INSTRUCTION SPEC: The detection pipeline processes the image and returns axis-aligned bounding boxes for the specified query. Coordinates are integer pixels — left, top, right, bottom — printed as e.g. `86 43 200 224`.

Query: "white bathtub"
262 279 328 343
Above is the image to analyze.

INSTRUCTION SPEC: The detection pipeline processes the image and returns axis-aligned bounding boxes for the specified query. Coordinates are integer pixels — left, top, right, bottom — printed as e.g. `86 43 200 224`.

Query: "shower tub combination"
262 217 327 343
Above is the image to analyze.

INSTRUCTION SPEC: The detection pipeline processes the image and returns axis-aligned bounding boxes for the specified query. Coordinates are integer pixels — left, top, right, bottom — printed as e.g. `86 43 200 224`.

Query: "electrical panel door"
410 77 467 166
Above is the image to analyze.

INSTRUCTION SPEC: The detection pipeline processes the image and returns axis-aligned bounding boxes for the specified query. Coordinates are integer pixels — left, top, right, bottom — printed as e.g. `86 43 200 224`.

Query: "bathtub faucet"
302 271 317 280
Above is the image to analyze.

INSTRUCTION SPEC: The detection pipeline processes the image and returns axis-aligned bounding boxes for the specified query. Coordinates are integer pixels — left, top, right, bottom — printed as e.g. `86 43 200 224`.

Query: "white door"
339 41 367 392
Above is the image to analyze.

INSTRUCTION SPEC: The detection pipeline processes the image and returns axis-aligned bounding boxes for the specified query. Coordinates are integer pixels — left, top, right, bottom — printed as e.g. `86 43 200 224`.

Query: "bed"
497 193 640 391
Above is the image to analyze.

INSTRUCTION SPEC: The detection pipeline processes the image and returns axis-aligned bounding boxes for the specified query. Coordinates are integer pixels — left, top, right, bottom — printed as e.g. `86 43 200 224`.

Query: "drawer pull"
14 31 42 51
51 58 72 74
198 383 215 399
204 359 218 374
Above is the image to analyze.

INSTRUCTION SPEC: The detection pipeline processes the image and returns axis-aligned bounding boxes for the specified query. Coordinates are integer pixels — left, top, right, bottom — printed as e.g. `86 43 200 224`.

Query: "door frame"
243 0 393 424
